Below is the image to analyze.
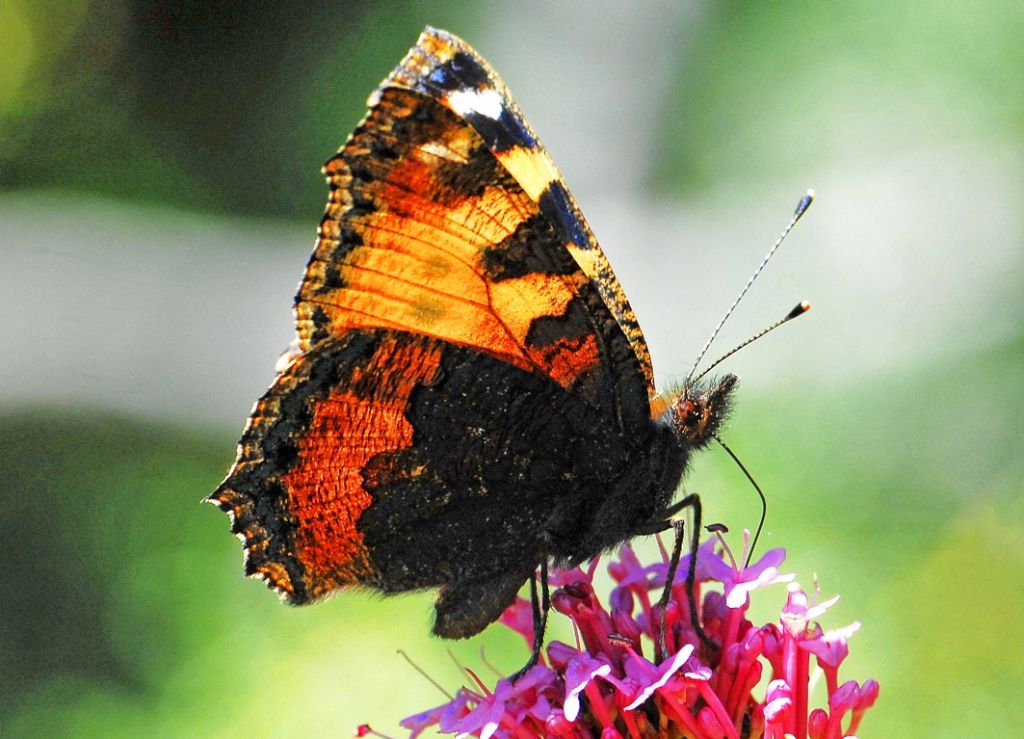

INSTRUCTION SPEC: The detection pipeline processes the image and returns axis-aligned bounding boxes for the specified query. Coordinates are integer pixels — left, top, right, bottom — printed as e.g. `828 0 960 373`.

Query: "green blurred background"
2 1 1021 736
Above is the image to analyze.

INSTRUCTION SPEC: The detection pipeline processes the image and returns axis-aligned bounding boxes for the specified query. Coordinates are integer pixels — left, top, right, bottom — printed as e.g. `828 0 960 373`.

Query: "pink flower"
801 622 861 696
700 530 794 609
780 578 840 634
497 595 536 648
561 652 612 722
395 536 878 738
603 643 694 710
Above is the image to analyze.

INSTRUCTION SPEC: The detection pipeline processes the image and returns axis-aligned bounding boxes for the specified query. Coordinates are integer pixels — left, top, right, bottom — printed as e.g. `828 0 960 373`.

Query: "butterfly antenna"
687 190 815 383
693 301 811 383
713 433 767 568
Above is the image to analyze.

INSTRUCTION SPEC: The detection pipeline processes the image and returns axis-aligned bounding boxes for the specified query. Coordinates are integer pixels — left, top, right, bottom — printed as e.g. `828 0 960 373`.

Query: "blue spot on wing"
466 108 536 152
427 66 452 88
421 51 488 92
539 181 590 249
497 106 536 149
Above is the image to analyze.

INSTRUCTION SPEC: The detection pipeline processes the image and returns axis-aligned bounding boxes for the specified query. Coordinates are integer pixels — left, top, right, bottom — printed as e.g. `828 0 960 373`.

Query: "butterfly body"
209 27 735 640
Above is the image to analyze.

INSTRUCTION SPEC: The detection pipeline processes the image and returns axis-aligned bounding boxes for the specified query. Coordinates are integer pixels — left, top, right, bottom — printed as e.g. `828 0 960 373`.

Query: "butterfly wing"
212 329 641 634
381 27 655 399
210 28 668 634
292 79 648 421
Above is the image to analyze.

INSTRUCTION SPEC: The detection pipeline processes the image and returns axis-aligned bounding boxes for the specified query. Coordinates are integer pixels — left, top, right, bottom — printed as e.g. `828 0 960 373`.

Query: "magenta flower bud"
781 586 811 636
807 707 829 738
763 678 792 721
829 679 862 714
857 678 880 709
498 595 536 647
609 584 633 614
698 704 728 735
848 679 881 735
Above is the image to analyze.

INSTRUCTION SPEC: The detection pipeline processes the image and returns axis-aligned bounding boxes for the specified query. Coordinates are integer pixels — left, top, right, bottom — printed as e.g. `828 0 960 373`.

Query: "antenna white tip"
786 301 812 319
794 190 815 220
686 191 815 382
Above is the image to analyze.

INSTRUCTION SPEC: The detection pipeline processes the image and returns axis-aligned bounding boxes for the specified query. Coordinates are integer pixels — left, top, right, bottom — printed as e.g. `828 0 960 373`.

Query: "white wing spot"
447 88 504 121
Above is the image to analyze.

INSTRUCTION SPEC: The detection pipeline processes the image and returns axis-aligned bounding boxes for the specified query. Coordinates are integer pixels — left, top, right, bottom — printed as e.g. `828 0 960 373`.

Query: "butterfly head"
665 373 739 450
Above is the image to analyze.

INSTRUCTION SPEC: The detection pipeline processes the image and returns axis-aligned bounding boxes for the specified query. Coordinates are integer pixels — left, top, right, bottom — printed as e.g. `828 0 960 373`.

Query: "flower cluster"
397 532 877 738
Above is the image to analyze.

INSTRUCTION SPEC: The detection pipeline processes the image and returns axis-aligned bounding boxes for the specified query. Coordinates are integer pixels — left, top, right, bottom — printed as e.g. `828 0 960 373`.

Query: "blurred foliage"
655 0 1024 193
2 0 1022 736
0 0 481 220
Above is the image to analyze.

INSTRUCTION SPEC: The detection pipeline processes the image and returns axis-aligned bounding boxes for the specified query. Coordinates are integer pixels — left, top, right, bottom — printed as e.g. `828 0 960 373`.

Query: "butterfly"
208 26 737 661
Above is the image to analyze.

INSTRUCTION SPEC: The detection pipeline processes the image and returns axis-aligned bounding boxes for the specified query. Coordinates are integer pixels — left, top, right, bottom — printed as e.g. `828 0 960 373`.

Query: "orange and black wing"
211 328 656 637
208 28 666 632
379 27 654 398
291 26 653 409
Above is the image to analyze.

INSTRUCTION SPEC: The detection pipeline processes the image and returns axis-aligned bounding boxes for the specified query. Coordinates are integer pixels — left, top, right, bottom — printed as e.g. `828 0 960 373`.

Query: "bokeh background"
2 1 1022 736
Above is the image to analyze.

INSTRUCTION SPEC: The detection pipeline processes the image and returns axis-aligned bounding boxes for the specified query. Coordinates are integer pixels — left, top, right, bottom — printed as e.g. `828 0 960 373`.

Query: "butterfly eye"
678 399 702 427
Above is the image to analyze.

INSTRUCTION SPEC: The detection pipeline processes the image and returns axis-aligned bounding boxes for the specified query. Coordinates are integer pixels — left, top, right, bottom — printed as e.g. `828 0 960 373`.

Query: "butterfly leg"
632 492 702 536
654 494 720 661
509 558 550 683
